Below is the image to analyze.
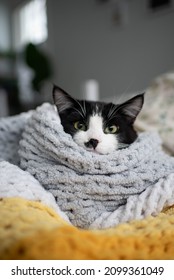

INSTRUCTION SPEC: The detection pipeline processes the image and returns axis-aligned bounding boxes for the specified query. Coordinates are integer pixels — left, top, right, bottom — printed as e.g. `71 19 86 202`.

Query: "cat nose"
85 138 99 149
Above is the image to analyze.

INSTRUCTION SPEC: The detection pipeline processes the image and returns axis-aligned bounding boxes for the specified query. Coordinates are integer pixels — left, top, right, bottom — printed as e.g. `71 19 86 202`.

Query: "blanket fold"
18 103 174 229
1 197 174 260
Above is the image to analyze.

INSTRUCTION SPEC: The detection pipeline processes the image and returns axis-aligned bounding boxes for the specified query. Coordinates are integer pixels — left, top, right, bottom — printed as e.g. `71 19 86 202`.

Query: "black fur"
53 85 144 149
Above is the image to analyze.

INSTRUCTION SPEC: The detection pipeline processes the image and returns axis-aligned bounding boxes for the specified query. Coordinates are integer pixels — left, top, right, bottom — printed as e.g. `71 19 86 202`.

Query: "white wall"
46 0 174 100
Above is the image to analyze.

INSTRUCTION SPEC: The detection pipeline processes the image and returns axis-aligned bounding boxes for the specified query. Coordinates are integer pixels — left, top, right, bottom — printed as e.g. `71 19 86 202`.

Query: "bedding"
0 71 174 259
135 71 174 155
1 197 174 260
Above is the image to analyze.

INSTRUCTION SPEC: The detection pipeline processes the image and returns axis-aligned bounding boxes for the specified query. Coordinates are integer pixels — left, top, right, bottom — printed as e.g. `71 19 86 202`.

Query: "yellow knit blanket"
1 197 174 260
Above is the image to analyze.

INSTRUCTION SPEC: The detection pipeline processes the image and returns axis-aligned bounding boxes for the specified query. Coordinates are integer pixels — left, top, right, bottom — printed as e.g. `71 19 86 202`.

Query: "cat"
53 85 144 155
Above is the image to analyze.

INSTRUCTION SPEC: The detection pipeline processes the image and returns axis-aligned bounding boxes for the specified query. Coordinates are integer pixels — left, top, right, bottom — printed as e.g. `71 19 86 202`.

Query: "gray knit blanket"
1 103 174 229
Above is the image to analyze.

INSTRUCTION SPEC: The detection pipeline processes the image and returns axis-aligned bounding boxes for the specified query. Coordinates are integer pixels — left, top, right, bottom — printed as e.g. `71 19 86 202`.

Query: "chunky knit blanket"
1 197 174 260
1 103 174 229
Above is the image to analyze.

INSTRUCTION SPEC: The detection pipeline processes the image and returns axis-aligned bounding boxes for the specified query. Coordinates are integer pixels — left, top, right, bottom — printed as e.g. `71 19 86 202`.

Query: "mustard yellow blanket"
1 197 174 260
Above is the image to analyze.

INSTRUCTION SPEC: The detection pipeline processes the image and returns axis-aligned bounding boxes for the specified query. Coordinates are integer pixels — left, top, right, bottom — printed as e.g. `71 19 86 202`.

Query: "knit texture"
17 103 174 229
0 161 69 223
1 197 174 260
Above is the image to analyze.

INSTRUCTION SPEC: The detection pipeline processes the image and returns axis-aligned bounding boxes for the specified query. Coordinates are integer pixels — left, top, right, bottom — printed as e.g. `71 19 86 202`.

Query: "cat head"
53 85 144 154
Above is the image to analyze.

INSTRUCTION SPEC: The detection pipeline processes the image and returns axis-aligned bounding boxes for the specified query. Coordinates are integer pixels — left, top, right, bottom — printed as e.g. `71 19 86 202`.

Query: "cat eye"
104 125 118 134
74 121 87 131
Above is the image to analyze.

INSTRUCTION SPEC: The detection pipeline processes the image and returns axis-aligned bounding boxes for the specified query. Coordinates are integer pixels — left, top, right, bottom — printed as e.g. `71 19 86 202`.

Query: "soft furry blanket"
1 103 174 229
135 71 174 155
1 197 174 260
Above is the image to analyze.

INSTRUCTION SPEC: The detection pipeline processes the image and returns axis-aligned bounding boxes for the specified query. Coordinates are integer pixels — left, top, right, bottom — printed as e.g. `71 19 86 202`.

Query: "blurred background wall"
0 0 174 115
46 0 174 99
0 0 11 50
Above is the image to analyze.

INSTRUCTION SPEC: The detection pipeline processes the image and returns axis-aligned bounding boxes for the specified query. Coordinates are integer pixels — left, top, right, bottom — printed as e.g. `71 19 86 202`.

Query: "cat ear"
118 93 144 123
52 85 74 113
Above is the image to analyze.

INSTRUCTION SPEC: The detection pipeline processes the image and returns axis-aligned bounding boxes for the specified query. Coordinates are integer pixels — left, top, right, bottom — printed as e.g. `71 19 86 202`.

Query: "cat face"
53 85 144 154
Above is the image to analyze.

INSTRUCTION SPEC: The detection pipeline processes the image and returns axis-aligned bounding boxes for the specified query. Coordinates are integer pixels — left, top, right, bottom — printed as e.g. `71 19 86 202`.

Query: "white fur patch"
73 114 118 154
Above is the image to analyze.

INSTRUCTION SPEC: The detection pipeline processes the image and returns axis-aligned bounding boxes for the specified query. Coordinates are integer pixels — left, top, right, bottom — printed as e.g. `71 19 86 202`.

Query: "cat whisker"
67 95 86 118
115 78 136 104
108 101 135 121
74 107 85 119
74 99 86 117
83 100 86 116
107 105 120 121
107 103 115 119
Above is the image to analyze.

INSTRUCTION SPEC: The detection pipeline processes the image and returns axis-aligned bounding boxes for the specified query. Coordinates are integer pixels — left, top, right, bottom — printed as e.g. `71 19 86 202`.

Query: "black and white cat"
53 85 144 155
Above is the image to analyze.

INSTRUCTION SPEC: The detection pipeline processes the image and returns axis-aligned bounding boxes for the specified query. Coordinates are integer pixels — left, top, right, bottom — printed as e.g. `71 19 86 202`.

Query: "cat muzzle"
85 138 99 149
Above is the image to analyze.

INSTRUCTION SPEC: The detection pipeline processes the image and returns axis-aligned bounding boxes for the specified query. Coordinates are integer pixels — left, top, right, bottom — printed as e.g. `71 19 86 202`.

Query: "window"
13 0 47 49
